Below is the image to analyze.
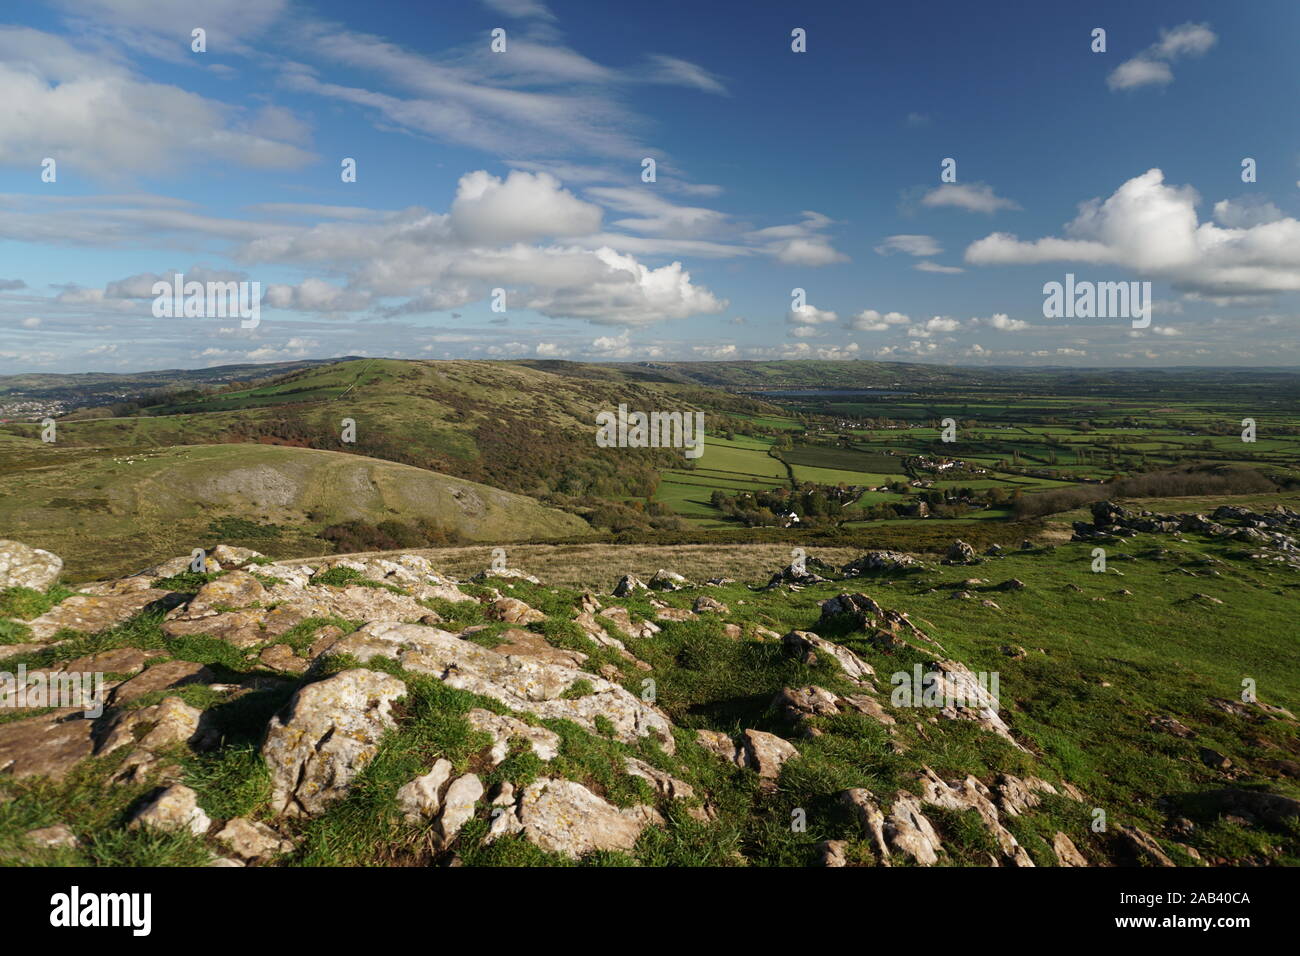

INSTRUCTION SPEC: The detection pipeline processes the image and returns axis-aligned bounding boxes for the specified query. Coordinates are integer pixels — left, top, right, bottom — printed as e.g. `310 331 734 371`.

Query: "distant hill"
0 441 592 579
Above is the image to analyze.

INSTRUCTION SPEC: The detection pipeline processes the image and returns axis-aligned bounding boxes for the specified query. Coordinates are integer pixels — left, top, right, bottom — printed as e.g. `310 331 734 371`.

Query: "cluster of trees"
318 518 465 553
1010 465 1280 518
709 483 846 528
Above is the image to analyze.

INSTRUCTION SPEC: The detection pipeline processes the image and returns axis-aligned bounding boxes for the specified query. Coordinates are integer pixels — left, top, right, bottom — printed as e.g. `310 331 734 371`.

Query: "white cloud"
875 234 941 256
1108 22 1217 91
749 211 848 266
264 279 371 313
965 167 1300 296
914 261 964 274
0 27 313 179
646 55 728 95
847 309 909 332
1213 197 1285 228
920 183 1020 214
452 170 602 242
907 315 960 338
786 304 838 326
973 313 1027 332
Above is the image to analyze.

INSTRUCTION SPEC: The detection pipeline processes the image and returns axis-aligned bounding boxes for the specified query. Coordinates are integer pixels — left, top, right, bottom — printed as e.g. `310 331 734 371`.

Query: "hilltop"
0 506 1296 867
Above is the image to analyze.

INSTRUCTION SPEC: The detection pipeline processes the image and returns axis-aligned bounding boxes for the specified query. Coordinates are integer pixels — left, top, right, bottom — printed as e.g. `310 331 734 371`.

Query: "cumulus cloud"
972 313 1027 332
1108 22 1216 91
264 279 371 313
786 304 838 326
1213 197 1285 228
907 316 960 338
921 183 1020 214
451 170 602 242
964 167 1300 296
847 309 909 332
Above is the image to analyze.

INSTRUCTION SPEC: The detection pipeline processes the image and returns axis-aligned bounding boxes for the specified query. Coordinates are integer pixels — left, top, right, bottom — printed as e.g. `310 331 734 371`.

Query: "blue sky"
2 0 1299 373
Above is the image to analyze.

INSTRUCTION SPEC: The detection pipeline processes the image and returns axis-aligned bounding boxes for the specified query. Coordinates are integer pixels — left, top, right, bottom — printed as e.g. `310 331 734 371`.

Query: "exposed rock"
490 629 586 669
308 625 347 658
487 597 546 626
648 569 688 591
208 545 264 568
623 757 695 801
1052 832 1088 866
59 647 165 676
739 729 799 779
923 658 1026 751
188 570 267 612
1198 747 1232 770
259 644 308 674
612 574 649 597
25 589 184 642
466 708 561 765
993 773 1058 816
1149 714 1195 738
490 777 663 858
473 567 541 585
995 578 1026 592
263 668 407 816
945 540 977 565
215 817 293 861
917 766 1034 866
24 824 79 849
772 685 842 723
765 560 828 589
395 758 454 823
163 609 265 649
839 788 891 863
436 773 484 845
817 593 944 653
110 660 215 705
696 729 741 764
130 784 210 836
841 550 918 576
598 606 661 640
781 629 875 685
654 607 697 623
98 696 209 767
691 596 728 614
884 792 943 866
1114 826 1175 866
817 839 848 867
332 622 675 753
0 709 96 779
0 540 62 591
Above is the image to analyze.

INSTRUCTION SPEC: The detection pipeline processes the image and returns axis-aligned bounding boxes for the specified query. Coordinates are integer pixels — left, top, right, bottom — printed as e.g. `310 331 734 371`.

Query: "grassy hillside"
0 530 1295 867
0 442 591 579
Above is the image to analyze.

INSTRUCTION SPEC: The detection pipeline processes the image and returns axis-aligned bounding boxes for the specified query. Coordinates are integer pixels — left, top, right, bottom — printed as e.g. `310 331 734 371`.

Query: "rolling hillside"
0 442 592 579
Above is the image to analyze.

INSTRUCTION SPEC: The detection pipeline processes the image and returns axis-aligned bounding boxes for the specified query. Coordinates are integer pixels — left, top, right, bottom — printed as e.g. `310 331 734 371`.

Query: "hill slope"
0 443 592 579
